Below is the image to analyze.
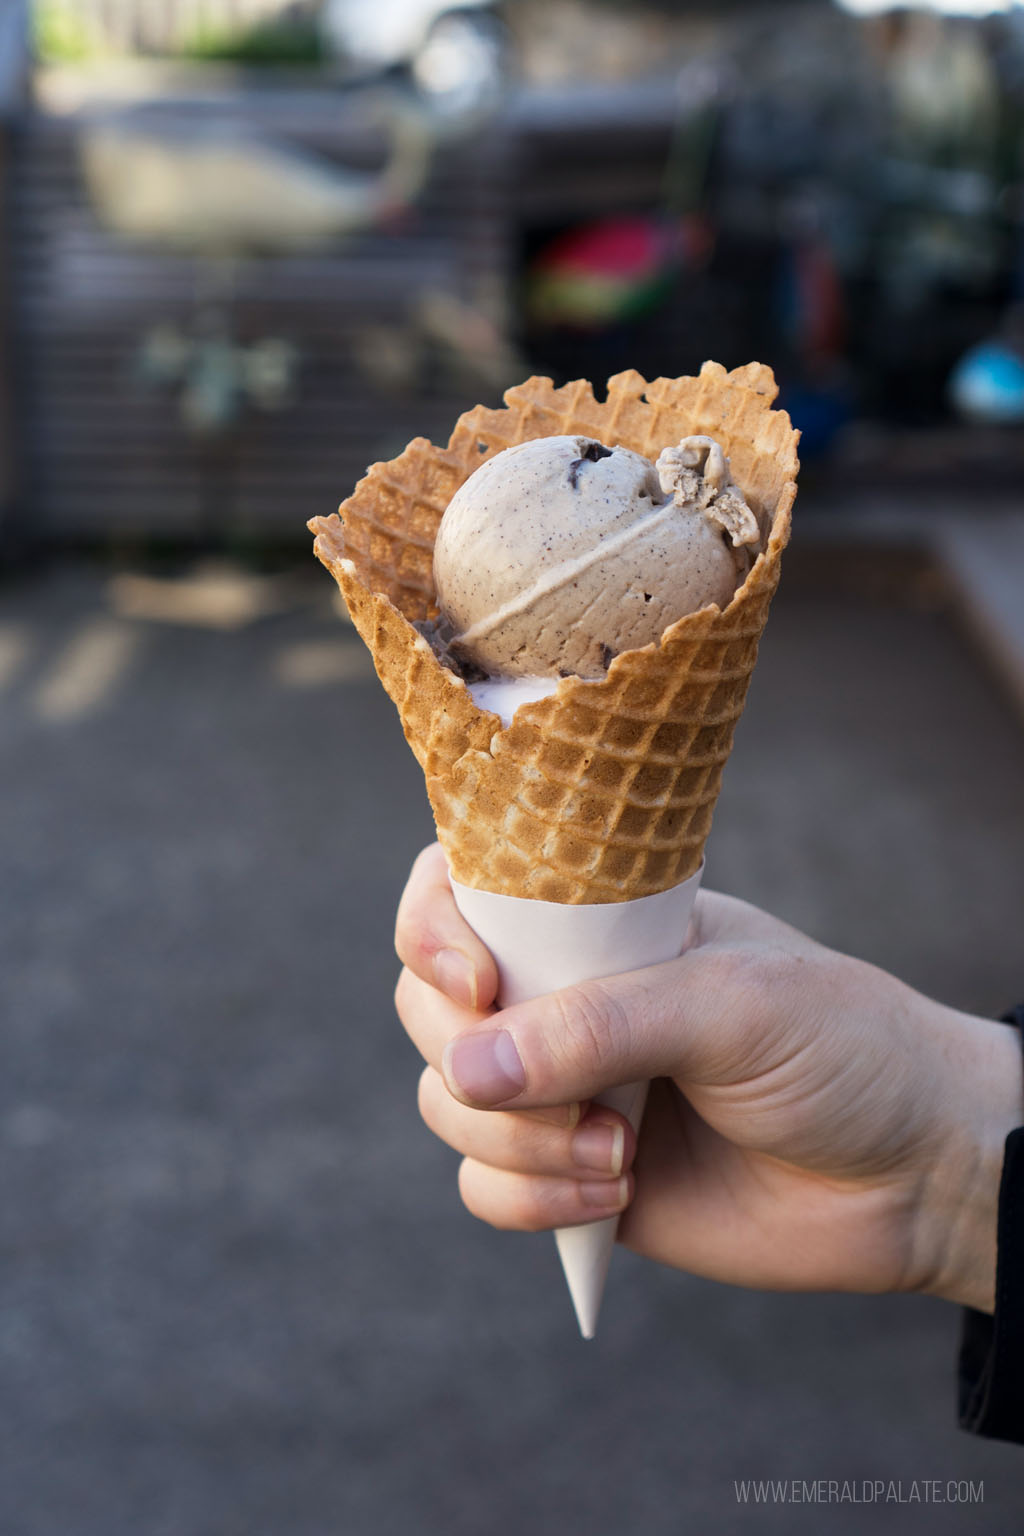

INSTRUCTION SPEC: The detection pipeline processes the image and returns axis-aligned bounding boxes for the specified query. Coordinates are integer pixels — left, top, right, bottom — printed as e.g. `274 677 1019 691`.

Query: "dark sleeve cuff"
958 1005 1024 1444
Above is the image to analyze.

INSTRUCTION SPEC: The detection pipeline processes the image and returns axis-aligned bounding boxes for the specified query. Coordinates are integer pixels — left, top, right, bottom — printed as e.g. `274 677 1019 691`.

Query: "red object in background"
542 215 671 281
527 212 715 329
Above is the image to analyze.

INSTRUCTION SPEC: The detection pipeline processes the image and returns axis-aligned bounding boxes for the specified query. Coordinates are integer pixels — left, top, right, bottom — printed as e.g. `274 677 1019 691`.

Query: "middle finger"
418 1066 633 1179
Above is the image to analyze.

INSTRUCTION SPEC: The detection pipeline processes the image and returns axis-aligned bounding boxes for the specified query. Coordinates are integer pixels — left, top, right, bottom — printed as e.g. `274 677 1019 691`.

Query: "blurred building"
3 0 1024 546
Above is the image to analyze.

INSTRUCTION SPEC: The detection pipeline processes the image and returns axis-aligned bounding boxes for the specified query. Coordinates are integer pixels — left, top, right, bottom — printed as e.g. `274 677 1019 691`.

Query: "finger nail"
572 1122 624 1176
445 1029 526 1106
579 1177 629 1211
434 949 478 1009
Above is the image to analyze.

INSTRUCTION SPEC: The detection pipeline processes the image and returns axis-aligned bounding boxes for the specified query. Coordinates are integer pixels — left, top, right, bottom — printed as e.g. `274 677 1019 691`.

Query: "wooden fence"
8 75 515 542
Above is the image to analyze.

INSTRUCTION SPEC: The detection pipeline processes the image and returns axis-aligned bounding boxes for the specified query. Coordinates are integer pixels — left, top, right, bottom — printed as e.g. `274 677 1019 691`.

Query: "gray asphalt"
2 558 1023 1536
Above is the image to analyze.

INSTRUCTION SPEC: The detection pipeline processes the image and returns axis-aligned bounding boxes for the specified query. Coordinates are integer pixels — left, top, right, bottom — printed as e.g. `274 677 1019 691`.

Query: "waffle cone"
310 363 799 903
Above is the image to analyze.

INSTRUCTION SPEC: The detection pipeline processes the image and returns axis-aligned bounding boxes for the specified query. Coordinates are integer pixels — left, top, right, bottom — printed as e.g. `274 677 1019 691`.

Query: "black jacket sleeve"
958 1005 1024 1444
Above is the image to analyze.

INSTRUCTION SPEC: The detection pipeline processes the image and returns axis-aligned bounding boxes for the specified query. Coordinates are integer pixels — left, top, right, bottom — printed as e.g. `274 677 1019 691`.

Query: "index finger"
394 843 499 1011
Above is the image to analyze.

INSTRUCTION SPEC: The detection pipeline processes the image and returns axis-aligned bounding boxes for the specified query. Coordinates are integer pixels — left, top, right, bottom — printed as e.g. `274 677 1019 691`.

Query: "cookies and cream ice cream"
431 433 761 680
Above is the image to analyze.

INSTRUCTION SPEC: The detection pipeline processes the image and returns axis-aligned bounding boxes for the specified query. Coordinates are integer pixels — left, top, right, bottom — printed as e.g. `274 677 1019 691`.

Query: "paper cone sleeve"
309 364 799 903
450 868 703 1337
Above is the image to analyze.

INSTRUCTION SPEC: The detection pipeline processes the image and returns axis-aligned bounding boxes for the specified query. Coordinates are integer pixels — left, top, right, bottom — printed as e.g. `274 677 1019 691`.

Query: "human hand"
395 844 1023 1313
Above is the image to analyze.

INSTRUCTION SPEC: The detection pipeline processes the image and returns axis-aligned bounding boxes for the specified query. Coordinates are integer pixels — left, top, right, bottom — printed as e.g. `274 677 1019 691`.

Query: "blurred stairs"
937 516 1024 718
800 499 1024 721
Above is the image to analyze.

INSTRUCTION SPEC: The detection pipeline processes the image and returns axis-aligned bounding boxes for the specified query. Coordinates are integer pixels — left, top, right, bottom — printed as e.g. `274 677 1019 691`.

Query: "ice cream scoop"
432 433 761 679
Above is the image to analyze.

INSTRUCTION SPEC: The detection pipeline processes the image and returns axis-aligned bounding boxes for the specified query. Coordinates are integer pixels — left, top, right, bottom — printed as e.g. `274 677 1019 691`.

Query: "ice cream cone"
309 363 798 1326
310 364 797 903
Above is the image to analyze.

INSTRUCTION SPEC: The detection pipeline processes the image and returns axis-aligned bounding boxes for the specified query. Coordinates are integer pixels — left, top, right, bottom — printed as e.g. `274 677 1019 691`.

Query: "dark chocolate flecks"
413 616 489 683
567 439 614 490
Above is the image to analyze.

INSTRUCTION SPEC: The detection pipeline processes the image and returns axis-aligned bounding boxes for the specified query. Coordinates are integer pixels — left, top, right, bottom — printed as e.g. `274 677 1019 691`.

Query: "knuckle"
505 1113 555 1173
720 953 768 1019
696 945 780 1020
547 981 627 1081
695 944 818 1069
690 945 741 1005
395 846 447 965
510 1184 559 1233
526 1180 571 1232
735 945 805 1018
457 1161 548 1233
394 911 436 974
524 1101 584 1129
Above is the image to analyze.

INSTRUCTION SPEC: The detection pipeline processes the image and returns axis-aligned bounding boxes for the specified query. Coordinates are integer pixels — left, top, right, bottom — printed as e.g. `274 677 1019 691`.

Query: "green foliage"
33 0 103 63
179 20 326 67
31 2 326 66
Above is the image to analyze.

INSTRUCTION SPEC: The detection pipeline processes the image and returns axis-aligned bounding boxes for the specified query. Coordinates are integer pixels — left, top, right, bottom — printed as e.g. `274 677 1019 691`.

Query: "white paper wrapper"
450 865 702 1338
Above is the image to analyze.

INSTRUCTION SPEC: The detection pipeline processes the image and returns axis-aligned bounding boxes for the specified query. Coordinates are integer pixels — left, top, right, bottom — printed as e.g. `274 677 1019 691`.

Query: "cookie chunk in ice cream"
432 433 761 680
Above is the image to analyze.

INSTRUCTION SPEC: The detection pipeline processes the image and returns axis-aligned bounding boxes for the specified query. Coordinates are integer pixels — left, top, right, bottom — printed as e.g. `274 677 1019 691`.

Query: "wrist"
915 1011 1024 1312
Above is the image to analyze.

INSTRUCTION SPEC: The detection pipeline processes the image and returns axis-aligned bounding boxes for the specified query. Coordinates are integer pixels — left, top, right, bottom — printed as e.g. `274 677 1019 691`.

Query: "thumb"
441 947 746 1111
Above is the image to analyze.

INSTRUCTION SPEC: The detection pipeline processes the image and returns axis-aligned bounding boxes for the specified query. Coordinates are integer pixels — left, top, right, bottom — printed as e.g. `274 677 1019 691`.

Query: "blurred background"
2 0 1024 1532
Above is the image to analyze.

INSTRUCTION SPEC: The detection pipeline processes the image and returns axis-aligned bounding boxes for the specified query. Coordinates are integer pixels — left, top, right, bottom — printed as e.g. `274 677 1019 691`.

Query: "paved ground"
2 557 1024 1536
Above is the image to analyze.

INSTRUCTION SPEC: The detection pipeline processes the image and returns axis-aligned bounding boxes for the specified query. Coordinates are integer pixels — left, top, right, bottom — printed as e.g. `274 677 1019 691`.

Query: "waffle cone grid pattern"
310 363 799 903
